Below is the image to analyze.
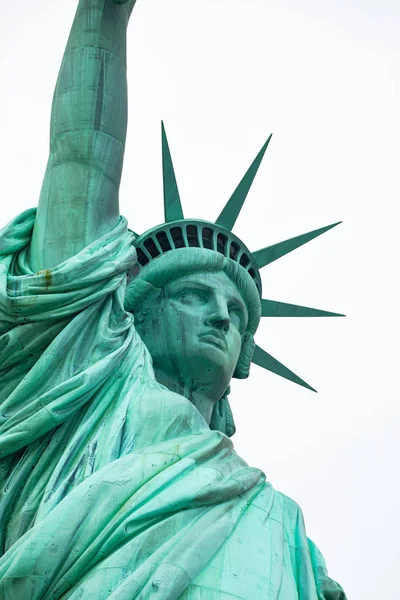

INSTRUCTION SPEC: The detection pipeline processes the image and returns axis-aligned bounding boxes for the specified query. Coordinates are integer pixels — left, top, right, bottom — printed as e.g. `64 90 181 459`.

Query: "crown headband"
129 123 344 392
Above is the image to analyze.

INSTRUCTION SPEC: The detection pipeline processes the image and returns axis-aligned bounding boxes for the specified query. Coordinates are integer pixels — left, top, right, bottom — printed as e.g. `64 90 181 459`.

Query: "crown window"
230 241 240 260
240 253 250 268
156 231 172 252
217 233 228 255
186 225 200 247
144 238 161 258
202 227 214 249
136 247 150 266
170 227 185 248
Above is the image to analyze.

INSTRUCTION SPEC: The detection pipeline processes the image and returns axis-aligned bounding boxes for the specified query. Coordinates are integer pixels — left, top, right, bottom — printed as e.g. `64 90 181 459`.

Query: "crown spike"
252 345 317 392
253 222 341 269
215 134 272 231
261 299 345 318
162 122 184 222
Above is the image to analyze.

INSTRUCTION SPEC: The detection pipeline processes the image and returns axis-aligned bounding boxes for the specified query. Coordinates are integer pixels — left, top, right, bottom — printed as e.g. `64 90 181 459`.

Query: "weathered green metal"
253 221 342 269
0 0 346 598
215 134 273 231
252 344 317 392
162 122 184 222
261 298 345 318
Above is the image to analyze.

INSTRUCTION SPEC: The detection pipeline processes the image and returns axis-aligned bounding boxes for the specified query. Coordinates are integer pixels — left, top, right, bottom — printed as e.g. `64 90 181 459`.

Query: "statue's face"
136 271 248 398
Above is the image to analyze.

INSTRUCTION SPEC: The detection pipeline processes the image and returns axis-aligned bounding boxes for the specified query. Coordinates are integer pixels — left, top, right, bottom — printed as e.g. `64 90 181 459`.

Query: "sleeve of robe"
29 0 137 272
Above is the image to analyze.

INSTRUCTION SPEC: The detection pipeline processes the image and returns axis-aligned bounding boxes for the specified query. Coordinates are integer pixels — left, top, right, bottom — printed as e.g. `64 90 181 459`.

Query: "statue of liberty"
0 0 346 598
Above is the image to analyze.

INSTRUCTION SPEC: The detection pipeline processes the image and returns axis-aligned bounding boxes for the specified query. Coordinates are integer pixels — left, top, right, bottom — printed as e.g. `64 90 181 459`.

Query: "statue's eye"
177 288 207 303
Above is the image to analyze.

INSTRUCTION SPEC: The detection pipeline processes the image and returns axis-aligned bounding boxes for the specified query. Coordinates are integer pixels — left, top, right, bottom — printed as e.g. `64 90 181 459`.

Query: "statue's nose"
205 307 230 333
212 316 230 333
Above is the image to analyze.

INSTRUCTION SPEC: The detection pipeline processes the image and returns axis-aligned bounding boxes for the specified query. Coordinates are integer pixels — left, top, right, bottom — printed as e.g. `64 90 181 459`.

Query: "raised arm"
29 0 137 272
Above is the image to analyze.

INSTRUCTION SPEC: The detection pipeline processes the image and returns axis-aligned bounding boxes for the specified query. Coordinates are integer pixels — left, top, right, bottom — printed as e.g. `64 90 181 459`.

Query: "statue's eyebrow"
165 279 214 292
167 280 213 293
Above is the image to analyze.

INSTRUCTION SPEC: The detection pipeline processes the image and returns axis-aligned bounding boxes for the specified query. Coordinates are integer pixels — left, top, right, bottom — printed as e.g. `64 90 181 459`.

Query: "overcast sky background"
1 1 399 598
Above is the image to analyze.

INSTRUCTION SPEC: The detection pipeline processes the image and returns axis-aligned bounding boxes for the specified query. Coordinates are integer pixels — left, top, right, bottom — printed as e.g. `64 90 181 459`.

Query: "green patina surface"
0 1 346 598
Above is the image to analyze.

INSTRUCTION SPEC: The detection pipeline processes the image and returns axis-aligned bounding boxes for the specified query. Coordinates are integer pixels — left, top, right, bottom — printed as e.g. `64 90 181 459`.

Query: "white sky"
1 1 399 598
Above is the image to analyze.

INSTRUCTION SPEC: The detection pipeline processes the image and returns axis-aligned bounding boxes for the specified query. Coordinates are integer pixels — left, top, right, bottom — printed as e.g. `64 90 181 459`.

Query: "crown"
130 123 344 393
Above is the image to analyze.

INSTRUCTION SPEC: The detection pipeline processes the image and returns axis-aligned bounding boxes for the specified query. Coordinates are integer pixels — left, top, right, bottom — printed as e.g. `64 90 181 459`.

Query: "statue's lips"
199 331 227 351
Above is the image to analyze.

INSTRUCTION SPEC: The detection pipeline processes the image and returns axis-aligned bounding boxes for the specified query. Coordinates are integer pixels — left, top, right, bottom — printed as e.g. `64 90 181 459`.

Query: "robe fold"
0 211 346 599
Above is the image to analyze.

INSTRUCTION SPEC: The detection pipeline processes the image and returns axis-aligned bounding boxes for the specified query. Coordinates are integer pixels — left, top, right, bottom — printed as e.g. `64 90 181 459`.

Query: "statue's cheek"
169 303 203 329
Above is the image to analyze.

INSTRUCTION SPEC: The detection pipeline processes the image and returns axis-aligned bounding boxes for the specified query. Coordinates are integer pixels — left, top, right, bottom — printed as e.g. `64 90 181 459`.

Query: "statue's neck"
153 368 217 425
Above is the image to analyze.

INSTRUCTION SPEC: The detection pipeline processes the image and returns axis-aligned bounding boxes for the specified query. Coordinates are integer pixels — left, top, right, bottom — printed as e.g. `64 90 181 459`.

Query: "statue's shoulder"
268 488 308 538
248 480 306 538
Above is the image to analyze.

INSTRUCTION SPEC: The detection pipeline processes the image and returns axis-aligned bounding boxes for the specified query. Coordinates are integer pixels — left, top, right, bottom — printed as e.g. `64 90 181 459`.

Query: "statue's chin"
177 354 233 391
149 339 236 395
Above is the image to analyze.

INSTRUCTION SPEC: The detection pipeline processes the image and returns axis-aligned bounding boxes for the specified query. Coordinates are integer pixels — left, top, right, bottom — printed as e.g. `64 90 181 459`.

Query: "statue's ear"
134 308 148 325
233 332 255 379
128 286 163 325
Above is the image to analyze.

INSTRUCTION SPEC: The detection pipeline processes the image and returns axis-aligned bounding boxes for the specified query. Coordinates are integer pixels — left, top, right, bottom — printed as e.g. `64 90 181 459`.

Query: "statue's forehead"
165 271 243 299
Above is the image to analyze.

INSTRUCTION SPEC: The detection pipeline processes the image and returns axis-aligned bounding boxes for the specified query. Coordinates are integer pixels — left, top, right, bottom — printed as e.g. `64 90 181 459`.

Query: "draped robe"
0 210 346 599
